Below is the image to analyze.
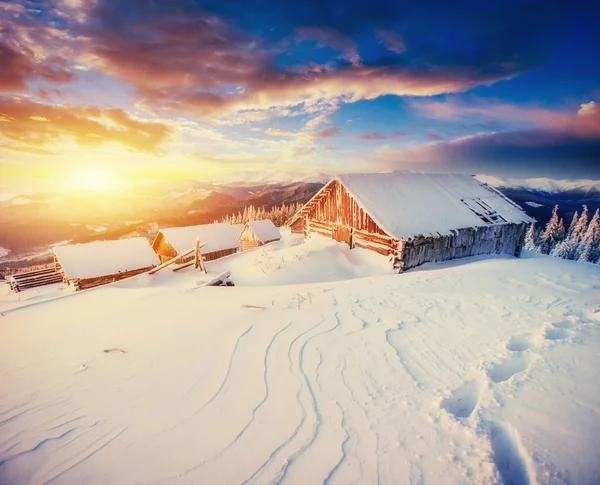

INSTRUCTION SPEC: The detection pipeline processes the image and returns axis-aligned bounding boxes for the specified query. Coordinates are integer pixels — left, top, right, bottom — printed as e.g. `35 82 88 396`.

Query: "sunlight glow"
71 167 117 192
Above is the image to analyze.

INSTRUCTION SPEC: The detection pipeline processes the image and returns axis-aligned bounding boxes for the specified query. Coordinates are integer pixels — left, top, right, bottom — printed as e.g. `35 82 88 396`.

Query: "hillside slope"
0 242 599 484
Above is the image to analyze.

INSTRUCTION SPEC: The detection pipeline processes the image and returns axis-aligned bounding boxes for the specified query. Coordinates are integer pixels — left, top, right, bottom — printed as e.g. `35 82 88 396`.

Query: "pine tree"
557 218 565 242
573 206 589 242
524 223 538 251
578 209 600 263
551 238 578 260
573 205 590 260
540 205 562 254
567 210 579 238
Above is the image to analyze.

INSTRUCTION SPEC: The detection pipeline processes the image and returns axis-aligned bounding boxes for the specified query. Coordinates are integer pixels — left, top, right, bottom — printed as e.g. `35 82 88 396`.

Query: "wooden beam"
200 271 231 287
148 245 202 274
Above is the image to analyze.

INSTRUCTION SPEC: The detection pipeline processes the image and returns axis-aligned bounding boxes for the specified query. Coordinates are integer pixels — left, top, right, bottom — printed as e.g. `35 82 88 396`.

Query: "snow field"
0 238 599 484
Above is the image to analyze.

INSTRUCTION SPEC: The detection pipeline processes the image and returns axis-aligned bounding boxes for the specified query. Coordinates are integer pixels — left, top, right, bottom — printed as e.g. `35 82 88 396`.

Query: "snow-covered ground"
0 246 9 258
0 236 599 485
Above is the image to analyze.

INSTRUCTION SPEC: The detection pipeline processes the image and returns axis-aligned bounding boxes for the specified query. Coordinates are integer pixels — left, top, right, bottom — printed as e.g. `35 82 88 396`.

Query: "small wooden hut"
152 223 244 263
53 237 159 290
285 172 533 272
239 220 282 251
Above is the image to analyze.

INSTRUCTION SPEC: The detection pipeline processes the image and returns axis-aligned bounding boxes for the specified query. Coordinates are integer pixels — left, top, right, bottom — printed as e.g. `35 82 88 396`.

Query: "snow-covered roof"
54 237 159 280
331 172 533 240
160 223 244 254
244 220 282 243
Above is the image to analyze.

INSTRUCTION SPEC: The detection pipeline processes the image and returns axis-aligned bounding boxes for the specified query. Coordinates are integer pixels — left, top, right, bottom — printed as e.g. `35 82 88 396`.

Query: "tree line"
525 205 600 264
216 202 303 227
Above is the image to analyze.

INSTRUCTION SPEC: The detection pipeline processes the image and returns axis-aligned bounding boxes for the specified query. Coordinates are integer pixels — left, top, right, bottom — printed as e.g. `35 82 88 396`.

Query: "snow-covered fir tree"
540 205 563 254
551 238 578 260
573 206 590 261
577 209 600 263
217 201 302 227
524 223 538 251
567 210 579 238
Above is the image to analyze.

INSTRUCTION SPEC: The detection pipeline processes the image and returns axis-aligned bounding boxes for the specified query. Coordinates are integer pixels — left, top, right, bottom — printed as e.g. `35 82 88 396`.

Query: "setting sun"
71 167 117 192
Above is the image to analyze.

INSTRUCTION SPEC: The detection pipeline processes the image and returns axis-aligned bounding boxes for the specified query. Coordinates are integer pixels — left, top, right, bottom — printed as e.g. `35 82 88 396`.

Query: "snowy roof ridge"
53 237 159 280
333 172 533 240
160 223 244 254
245 220 282 243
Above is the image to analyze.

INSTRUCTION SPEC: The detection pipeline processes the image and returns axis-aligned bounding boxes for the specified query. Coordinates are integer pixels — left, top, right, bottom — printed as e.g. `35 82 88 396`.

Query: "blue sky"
0 0 599 189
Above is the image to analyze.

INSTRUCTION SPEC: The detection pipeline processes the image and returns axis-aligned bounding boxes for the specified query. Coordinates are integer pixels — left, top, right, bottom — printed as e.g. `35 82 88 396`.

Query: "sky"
1 0 599 195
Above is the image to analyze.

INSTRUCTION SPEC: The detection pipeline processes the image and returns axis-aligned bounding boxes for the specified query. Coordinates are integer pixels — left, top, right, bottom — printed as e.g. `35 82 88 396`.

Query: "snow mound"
209 233 394 286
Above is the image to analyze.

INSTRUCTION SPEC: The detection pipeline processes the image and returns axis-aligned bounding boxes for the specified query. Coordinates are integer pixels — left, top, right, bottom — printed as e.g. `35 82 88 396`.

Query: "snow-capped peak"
476 174 600 194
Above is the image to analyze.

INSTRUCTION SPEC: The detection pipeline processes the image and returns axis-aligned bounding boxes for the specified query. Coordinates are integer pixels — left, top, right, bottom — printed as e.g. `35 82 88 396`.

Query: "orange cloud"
0 96 173 154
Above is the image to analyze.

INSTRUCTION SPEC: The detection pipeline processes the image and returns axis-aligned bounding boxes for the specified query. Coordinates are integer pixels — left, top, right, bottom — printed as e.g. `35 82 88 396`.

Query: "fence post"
195 238 200 269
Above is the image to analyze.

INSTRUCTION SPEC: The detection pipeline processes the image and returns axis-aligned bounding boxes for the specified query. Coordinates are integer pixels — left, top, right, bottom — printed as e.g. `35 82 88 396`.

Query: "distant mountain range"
475 174 600 194
206 170 331 186
475 174 600 227
2 171 598 267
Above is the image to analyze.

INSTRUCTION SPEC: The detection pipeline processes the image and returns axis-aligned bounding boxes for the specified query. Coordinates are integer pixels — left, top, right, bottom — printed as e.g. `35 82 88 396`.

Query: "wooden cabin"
53 237 159 290
239 220 282 251
285 172 533 272
152 223 244 263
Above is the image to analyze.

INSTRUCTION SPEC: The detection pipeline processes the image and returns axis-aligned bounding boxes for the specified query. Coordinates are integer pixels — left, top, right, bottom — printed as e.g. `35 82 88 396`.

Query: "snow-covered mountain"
1 235 599 484
206 170 331 186
476 174 600 194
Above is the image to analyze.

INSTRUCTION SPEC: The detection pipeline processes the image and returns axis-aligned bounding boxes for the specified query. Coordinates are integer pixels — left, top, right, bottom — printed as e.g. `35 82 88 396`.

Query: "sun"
71 167 117 192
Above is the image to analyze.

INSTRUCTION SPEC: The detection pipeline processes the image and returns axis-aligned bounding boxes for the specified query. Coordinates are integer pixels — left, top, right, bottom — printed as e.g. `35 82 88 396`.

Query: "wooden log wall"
77 266 156 290
398 222 528 271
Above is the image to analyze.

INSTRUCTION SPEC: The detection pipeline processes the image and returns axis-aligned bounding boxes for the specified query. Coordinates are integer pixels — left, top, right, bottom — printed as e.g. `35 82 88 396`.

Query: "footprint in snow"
486 354 531 383
506 335 536 352
441 379 485 419
544 326 572 341
488 422 535 485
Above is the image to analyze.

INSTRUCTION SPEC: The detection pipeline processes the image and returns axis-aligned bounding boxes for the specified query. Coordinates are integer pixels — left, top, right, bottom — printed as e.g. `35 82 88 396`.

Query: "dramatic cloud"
1 0 598 179
296 26 361 64
70 1 529 121
375 29 406 54
0 96 172 154
374 100 600 177
357 131 408 141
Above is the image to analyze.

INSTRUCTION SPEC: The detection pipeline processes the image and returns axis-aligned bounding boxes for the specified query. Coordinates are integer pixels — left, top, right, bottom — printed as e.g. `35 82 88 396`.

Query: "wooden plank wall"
306 181 388 235
399 222 528 271
152 233 178 263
